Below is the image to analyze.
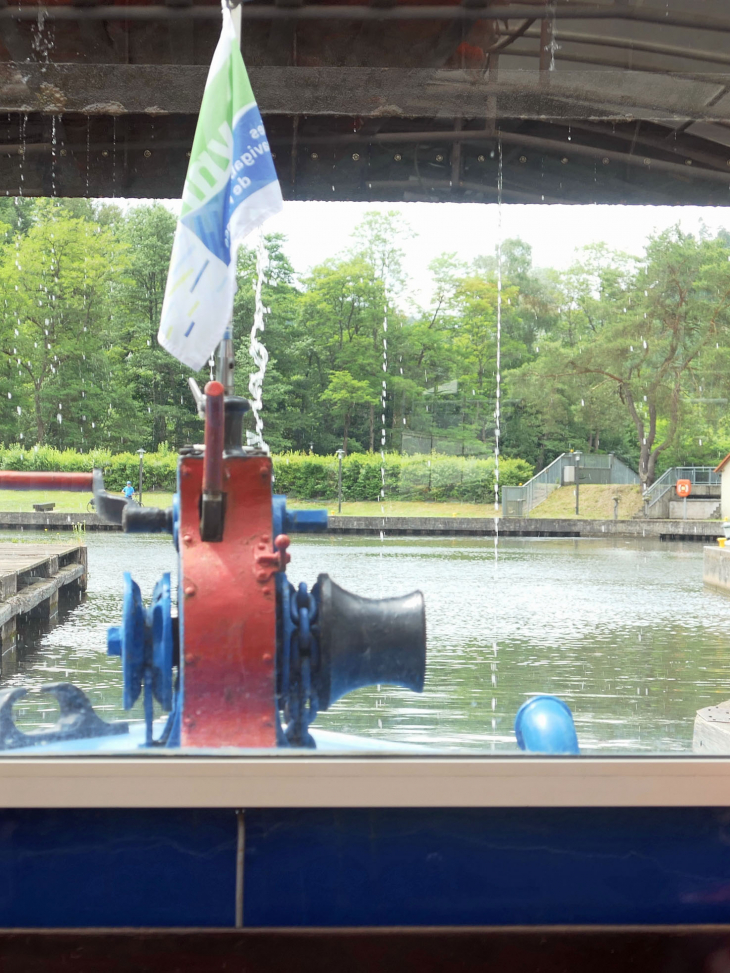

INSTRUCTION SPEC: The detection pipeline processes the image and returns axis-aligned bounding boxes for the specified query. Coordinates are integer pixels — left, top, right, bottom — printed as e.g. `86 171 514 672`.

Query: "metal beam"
365 178 565 203
520 27 730 68
496 129 730 184
502 44 730 85
6 123 730 181
273 125 730 183
0 128 721 203
0 3 730 31
548 119 730 172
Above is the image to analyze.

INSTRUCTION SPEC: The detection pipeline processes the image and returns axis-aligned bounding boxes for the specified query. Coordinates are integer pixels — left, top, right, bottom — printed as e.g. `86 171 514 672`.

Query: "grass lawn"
288 499 501 518
528 483 644 520
0 491 500 519
0 489 175 513
1 486 682 522
0 486 674 522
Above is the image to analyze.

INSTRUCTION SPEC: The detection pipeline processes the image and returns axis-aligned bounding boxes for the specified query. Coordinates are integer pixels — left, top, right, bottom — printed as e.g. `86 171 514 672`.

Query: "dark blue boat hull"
2 807 730 928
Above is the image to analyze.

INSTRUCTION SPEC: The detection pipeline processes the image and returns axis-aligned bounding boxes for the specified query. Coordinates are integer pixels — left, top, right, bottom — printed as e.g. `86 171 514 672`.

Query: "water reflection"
1 531 728 754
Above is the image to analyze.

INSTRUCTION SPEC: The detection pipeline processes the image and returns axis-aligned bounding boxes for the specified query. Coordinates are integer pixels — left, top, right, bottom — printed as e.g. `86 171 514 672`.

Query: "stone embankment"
328 516 723 541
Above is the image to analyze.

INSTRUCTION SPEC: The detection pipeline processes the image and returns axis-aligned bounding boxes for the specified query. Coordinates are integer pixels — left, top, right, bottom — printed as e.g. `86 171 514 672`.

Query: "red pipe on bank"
0 471 95 491
203 380 224 497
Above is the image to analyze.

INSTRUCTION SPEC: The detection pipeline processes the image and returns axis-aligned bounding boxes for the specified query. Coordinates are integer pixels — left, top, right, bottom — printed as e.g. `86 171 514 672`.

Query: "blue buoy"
514 695 580 754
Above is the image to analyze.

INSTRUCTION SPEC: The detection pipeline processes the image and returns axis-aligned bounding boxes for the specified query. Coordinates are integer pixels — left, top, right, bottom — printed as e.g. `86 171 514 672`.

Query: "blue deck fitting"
514 695 580 755
272 495 328 538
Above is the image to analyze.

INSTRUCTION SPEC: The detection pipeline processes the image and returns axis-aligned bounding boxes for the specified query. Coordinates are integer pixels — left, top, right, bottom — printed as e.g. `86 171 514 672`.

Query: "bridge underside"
1 1 730 204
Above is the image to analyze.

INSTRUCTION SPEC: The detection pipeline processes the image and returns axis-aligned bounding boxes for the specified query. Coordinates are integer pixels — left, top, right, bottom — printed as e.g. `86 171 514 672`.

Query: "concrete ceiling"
1 0 730 203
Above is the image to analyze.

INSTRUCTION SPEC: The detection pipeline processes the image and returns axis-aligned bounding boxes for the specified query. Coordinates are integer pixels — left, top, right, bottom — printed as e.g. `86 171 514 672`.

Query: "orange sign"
676 479 692 497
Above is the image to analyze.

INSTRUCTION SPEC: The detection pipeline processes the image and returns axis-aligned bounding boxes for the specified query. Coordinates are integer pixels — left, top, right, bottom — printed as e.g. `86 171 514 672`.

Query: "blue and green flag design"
158 4 283 370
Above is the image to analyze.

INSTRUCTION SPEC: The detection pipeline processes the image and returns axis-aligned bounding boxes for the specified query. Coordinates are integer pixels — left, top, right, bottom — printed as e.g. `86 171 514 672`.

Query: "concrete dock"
0 543 87 671
0 510 723 540
0 511 116 531
329 516 724 541
694 701 730 754
703 544 730 592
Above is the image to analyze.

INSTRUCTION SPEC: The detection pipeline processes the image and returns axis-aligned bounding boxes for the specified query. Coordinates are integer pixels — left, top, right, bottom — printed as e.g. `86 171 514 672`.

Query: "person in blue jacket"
122 481 135 502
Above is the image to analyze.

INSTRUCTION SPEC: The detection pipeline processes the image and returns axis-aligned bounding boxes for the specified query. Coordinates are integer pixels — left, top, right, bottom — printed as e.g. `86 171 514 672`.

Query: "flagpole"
216 327 236 395
212 0 242 397
230 0 242 42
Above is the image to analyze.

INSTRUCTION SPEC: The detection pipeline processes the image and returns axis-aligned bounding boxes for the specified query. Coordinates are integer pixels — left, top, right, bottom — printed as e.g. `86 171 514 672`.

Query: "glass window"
0 1 729 760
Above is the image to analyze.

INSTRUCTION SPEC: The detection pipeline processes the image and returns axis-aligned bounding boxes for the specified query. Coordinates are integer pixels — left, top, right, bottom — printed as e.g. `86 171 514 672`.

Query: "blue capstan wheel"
150 573 174 712
107 572 146 711
107 572 177 746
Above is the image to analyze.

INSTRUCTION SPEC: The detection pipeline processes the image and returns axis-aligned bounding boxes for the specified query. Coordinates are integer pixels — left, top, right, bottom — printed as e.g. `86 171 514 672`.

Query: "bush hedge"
0 444 179 493
273 453 533 503
0 445 533 503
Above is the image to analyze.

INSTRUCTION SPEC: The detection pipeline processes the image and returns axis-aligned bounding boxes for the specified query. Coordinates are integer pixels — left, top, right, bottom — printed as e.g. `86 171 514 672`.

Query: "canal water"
2 531 729 754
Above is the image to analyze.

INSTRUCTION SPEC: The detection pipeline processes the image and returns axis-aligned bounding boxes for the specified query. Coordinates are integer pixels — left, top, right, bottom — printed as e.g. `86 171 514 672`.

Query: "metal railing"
502 452 639 518
643 466 721 514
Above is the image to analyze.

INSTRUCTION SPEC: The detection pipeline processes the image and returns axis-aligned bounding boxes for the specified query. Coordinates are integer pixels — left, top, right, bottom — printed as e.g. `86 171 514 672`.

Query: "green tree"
292 254 386 451
348 210 414 297
115 203 204 449
515 229 730 485
450 275 525 446
321 370 378 454
0 201 138 447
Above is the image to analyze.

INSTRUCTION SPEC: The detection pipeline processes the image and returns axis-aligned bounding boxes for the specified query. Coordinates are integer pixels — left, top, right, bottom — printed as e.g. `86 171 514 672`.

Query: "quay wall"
327 516 724 541
703 545 730 593
0 512 117 531
0 511 723 541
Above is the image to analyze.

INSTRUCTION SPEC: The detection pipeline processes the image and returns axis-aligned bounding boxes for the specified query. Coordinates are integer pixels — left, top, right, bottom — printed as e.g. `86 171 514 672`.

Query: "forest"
0 197 729 486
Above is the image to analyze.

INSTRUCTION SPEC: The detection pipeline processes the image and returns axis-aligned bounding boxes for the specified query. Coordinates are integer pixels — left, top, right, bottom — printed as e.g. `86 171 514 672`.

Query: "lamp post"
574 451 582 516
137 449 146 506
336 449 345 514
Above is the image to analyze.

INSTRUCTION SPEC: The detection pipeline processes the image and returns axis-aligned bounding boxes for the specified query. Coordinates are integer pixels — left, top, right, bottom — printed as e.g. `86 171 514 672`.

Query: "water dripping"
380 308 388 593
112 117 117 196
18 114 27 197
85 118 91 196
548 0 559 71
50 115 58 197
491 136 504 751
248 229 270 452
